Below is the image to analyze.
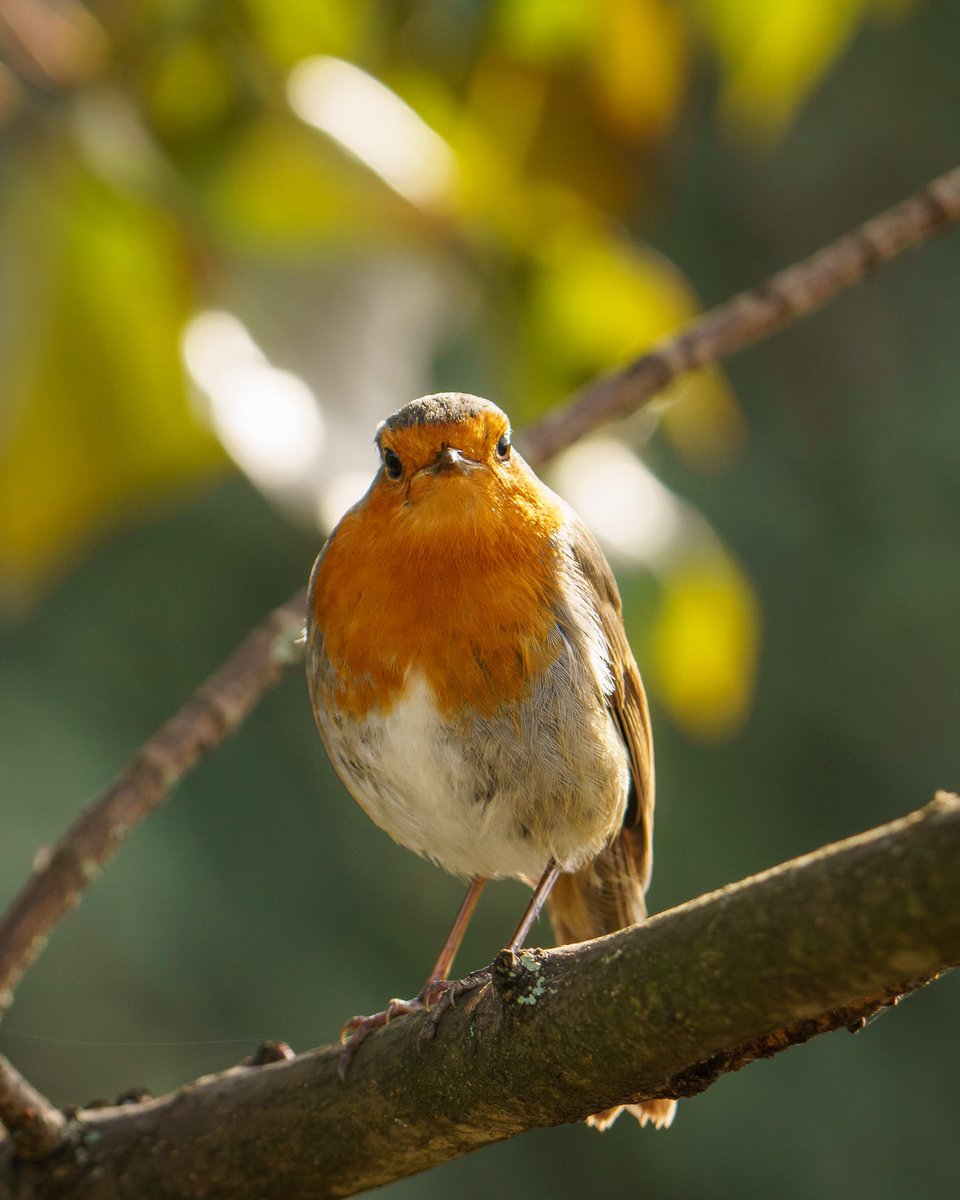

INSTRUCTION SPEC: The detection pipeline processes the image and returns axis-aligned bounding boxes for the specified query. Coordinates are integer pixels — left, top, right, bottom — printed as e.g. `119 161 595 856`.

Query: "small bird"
306 393 675 1130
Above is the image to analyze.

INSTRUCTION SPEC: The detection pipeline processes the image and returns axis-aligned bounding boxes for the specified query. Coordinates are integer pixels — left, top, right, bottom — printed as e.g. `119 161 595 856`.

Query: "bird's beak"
425 446 480 475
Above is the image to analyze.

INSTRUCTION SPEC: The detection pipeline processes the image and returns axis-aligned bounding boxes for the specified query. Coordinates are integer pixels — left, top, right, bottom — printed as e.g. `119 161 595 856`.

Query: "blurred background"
1 0 959 1196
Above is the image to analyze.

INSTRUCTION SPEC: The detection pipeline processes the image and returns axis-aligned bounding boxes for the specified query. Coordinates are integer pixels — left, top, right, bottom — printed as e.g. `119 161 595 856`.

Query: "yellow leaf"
526 218 743 463
650 559 760 739
587 0 688 140
205 117 398 248
493 0 593 62
0 167 223 604
242 0 373 68
532 220 695 370
688 0 897 136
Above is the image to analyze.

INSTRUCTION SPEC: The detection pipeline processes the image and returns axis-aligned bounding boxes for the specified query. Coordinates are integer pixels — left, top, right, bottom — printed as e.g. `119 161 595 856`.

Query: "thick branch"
523 164 960 465
2 793 957 1200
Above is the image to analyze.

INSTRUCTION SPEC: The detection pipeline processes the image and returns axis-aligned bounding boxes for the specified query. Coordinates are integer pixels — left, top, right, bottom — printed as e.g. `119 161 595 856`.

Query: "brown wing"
568 514 655 893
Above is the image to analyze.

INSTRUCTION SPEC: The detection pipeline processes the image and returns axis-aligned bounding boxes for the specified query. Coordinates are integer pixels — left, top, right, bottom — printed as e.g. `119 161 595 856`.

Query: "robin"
306 393 676 1130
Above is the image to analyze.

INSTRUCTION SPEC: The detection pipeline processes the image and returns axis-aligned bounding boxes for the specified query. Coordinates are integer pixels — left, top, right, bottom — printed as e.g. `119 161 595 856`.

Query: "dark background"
2 2 958 1196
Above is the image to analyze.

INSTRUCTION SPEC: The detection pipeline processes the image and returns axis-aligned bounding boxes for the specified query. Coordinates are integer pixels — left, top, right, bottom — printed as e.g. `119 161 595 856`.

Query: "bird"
306 392 676 1130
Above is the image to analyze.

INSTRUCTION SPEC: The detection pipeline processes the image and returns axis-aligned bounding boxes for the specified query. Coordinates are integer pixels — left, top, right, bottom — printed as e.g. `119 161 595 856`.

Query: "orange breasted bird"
306 393 676 1130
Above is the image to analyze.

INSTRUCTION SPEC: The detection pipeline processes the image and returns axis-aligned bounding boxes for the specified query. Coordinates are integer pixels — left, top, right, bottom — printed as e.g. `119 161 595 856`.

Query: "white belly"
318 670 629 883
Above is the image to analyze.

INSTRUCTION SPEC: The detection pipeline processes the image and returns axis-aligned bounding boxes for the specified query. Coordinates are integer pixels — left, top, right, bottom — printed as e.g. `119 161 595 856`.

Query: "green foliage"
0 0 780 730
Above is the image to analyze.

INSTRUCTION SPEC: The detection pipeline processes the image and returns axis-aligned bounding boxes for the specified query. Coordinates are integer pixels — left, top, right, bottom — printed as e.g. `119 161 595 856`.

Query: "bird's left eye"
496 431 511 460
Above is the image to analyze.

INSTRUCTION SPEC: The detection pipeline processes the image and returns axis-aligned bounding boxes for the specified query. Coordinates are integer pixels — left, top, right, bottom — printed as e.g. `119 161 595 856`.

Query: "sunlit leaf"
289 58 459 214
0 165 223 604
587 0 687 140
241 0 373 68
685 0 903 136
204 116 404 248
493 0 593 62
526 217 742 464
532 220 695 370
650 558 760 739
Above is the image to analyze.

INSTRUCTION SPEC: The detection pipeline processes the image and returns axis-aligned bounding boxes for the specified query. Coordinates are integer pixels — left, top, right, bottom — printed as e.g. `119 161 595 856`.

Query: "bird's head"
371 393 527 535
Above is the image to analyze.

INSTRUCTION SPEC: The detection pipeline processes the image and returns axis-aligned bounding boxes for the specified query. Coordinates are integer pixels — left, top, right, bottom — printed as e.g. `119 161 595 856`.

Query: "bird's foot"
338 996 424 1080
338 968 494 1079
418 967 492 1043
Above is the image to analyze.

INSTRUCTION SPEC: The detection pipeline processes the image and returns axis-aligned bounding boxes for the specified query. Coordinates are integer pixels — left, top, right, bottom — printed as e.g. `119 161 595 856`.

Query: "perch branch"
1 793 958 1198
2 164 959 1149
523 163 960 464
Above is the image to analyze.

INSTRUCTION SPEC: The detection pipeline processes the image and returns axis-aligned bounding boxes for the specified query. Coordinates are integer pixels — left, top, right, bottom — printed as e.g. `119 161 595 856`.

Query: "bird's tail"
547 830 677 1133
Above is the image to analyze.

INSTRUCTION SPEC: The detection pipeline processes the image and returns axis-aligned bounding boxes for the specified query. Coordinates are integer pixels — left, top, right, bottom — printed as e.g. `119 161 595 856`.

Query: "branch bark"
0 1056 65 1161
2 793 958 1200
522 164 960 465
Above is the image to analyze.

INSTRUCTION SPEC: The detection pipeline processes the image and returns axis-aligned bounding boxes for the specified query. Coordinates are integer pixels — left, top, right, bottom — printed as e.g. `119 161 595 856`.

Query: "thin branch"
522 163 960 465
1 793 958 1198
0 1055 65 1161
0 591 306 1146
0 589 307 1010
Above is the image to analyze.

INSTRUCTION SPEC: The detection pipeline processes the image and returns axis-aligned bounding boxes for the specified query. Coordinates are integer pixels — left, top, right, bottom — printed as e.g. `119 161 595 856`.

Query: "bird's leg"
422 876 488 990
338 877 486 1079
505 858 561 951
420 859 561 1040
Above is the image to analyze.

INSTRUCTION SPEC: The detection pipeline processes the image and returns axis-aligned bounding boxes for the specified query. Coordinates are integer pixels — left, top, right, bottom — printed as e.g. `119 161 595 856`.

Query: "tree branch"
2 164 959 1157
2 793 957 1199
0 1056 65 1161
522 164 960 465
0 590 307 1011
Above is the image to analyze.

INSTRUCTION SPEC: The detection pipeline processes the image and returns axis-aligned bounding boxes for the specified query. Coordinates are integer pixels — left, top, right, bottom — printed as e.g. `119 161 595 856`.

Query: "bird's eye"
382 448 403 479
496 431 512 460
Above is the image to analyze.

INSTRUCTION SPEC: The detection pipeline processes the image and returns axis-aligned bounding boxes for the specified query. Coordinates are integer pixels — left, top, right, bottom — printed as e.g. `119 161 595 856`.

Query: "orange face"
310 396 568 719
373 407 516 537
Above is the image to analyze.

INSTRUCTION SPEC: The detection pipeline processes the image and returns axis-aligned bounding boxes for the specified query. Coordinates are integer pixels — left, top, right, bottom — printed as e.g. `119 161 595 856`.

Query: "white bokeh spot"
182 310 325 491
287 56 456 208
552 439 685 566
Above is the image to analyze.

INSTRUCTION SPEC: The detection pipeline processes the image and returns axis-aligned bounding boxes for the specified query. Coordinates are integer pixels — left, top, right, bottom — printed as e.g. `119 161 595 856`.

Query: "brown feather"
547 516 675 1132
549 513 655 938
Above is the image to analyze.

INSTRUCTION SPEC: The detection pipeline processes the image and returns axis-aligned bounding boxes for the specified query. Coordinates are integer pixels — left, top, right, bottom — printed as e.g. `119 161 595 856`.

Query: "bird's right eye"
382 448 403 479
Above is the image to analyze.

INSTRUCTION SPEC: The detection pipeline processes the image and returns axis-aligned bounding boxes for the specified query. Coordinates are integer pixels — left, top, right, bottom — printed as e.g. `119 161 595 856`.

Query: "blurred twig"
2 793 958 1194
1 164 959 1153
0 590 307 1010
0 1054 64 1161
0 591 306 1153
0 0 106 90
523 164 960 465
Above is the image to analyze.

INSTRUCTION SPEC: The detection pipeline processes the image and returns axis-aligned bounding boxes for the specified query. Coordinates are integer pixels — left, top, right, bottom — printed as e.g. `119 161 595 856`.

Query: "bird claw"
338 997 424 1080
418 968 492 1043
338 969 494 1078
